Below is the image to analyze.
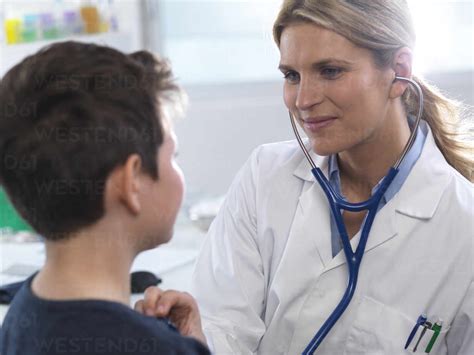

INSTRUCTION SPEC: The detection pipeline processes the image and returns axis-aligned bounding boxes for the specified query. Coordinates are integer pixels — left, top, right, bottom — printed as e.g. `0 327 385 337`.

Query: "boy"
0 42 209 354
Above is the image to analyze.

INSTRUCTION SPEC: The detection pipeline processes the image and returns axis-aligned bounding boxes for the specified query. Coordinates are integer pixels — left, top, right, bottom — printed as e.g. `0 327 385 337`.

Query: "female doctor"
188 1 474 354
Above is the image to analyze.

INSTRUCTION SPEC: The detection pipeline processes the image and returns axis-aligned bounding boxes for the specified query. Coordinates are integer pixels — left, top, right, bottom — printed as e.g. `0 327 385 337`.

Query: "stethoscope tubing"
289 76 424 354
302 167 398 354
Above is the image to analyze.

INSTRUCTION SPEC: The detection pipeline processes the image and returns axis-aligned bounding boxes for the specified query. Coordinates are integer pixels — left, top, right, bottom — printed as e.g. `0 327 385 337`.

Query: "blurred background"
0 0 473 232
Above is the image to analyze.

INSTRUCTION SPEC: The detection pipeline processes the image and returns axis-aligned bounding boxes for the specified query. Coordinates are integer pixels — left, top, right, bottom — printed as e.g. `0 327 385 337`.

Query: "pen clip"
425 319 443 353
413 321 432 352
404 314 428 349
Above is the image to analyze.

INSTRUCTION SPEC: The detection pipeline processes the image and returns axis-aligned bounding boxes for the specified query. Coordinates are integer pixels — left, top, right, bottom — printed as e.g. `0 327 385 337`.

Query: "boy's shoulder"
1 276 209 355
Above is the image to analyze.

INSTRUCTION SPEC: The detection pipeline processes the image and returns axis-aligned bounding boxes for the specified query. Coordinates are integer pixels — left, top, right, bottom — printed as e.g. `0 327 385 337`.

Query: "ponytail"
404 76 473 182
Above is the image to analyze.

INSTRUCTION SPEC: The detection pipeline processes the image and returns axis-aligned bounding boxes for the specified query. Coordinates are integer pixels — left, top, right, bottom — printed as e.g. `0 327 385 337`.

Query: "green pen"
425 319 443 353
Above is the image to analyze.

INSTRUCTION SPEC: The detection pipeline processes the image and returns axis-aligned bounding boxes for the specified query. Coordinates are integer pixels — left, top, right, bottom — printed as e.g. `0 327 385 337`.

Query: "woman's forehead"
279 23 366 65
280 23 353 51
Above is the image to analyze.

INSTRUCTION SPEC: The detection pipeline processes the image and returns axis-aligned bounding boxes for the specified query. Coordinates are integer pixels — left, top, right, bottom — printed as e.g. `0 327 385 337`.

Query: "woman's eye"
283 71 300 84
321 67 343 79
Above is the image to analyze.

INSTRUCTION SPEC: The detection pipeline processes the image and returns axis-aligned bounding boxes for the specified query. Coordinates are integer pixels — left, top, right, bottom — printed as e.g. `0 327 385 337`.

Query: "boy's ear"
108 154 143 215
389 47 413 99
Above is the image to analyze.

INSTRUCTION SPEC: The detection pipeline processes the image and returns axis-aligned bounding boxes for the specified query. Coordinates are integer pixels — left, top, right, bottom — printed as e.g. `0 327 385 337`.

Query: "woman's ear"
389 47 413 99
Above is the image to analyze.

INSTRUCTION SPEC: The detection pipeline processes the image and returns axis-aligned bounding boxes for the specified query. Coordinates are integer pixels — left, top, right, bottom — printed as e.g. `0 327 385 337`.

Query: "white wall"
175 81 291 202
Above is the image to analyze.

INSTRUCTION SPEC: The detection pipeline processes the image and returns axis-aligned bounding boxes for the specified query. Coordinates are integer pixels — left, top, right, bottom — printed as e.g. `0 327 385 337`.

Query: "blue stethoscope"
289 76 424 355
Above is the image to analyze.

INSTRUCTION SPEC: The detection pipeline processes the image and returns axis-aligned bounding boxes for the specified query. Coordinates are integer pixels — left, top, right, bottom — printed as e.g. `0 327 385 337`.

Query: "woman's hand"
134 287 207 346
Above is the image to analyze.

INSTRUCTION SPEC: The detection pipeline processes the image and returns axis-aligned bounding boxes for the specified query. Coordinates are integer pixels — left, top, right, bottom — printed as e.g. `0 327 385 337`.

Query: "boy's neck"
32 222 139 306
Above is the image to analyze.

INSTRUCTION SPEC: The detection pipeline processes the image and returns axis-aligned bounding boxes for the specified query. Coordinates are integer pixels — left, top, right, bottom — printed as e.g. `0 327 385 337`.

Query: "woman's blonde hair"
273 0 473 181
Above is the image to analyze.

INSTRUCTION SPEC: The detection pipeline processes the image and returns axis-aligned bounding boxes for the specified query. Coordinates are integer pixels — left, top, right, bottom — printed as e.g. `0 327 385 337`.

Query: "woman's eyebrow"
311 58 354 69
279 58 354 71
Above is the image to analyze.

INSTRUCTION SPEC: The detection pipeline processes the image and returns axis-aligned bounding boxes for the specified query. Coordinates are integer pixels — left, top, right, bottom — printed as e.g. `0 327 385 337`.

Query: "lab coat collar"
292 139 329 181
392 123 452 219
292 122 452 272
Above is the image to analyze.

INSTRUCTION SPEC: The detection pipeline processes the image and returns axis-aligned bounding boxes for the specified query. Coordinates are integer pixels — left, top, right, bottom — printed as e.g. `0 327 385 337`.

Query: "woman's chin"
310 142 339 157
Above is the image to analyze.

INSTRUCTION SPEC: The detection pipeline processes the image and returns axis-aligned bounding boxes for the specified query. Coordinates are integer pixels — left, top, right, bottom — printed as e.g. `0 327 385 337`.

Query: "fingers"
154 290 179 317
143 286 163 316
137 288 204 342
134 300 144 314
139 287 198 323
156 291 205 343
155 290 196 317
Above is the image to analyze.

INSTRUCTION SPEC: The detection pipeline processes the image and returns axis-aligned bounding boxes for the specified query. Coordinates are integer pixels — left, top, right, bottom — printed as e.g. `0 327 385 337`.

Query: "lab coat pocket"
344 296 414 355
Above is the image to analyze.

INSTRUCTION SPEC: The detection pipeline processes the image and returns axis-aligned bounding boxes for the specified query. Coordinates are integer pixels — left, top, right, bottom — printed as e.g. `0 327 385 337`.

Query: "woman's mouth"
302 117 337 132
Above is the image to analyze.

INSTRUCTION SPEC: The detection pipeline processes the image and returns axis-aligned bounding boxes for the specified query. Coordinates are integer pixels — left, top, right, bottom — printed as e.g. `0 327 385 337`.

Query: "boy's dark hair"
0 41 181 240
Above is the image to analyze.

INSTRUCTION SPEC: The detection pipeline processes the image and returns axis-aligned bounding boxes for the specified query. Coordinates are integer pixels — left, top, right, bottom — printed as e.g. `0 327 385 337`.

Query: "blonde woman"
141 0 473 354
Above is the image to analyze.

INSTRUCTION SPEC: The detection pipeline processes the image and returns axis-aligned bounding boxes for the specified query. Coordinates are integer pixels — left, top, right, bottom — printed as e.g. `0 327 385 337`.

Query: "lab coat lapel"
292 150 334 269
297 181 333 269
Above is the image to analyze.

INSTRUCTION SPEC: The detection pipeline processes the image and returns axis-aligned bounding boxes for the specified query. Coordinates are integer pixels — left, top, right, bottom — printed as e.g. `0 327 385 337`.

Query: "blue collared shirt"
329 119 427 257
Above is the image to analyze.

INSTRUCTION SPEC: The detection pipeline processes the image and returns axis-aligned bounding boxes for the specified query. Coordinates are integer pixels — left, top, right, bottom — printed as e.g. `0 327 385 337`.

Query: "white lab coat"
191 121 473 355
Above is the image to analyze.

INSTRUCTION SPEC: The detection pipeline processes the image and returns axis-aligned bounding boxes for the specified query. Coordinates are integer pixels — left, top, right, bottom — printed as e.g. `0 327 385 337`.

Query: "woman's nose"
295 79 324 111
